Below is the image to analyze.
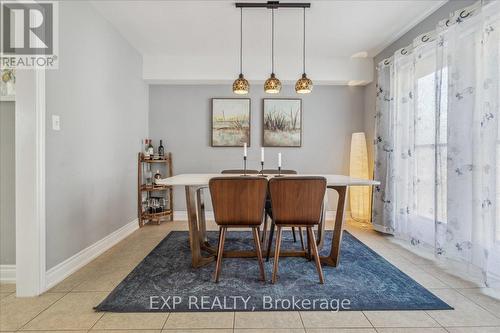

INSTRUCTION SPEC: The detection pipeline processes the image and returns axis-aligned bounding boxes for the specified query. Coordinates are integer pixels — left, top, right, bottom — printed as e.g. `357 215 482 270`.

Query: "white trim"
45 219 139 290
0 265 16 283
370 0 447 56
173 210 346 221
36 69 46 293
15 69 46 296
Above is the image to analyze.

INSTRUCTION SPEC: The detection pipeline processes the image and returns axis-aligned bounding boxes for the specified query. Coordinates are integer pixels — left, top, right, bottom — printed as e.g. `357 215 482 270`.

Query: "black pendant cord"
271 8 275 74
240 7 243 75
302 7 306 74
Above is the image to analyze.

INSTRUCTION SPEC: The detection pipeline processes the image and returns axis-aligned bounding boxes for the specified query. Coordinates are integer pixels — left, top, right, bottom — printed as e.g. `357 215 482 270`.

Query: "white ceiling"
92 0 446 58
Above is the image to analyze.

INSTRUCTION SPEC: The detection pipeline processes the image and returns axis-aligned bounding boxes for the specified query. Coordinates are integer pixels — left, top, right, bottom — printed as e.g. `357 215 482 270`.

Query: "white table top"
156 173 380 187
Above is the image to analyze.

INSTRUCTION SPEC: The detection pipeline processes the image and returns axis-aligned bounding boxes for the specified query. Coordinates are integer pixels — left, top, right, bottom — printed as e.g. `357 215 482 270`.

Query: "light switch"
52 115 60 131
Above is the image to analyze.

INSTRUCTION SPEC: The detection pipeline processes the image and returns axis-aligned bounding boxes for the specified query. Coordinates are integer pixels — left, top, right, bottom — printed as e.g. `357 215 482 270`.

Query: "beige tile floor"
1 219 500 333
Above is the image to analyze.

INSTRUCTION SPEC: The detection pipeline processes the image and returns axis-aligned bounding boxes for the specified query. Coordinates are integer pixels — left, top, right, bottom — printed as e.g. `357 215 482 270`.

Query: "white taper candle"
278 152 282 167
261 148 265 162
243 142 247 157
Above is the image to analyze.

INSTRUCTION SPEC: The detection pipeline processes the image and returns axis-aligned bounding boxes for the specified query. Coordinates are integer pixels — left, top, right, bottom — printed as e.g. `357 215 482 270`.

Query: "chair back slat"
209 177 268 225
269 177 326 225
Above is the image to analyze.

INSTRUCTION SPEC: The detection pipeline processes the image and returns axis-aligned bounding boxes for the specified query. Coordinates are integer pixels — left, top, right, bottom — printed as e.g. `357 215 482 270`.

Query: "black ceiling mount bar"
235 1 310 9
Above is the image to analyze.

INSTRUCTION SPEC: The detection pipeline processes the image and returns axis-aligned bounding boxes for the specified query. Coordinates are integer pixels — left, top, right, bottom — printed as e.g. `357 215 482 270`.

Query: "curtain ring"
445 19 451 27
401 49 408 55
421 35 430 43
384 59 390 65
460 10 470 19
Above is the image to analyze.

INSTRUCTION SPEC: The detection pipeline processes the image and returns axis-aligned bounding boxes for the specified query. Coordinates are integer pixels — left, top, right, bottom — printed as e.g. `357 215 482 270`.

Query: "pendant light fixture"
295 7 312 93
233 7 249 94
264 8 281 94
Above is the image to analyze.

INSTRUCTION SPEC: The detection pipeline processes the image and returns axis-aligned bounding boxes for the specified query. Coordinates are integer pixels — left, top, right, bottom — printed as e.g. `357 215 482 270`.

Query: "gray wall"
363 0 476 171
149 84 365 211
0 101 15 265
45 1 148 269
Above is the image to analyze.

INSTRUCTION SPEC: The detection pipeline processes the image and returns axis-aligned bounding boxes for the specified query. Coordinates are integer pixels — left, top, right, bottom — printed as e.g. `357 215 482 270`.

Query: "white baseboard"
0 265 16 283
174 210 347 221
45 218 139 290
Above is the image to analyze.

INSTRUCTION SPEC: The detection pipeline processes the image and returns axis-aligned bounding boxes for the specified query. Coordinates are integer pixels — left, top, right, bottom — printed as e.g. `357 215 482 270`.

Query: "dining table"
156 174 379 268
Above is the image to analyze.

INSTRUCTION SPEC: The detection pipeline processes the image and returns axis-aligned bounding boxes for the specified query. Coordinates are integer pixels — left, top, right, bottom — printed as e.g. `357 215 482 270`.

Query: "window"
414 70 447 224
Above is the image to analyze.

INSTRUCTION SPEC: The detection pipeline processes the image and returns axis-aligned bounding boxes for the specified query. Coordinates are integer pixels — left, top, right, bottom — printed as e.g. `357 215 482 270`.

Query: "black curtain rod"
235 2 311 9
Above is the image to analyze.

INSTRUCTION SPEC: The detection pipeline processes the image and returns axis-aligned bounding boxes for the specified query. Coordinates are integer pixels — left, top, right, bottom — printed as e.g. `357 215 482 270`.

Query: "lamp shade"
295 73 313 94
233 74 249 94
349 132 371 222
264 73 281 93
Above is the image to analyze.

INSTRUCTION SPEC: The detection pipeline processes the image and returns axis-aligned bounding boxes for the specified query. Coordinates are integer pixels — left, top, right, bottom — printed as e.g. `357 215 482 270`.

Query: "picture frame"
0 69 15 101
211 98 251 147
262 98 302 147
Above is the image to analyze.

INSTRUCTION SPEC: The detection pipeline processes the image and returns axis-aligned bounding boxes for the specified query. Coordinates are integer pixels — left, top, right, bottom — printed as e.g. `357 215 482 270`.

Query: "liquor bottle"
158 140 165 157
145 165 153 185
144 139 150 159
147 140 154 157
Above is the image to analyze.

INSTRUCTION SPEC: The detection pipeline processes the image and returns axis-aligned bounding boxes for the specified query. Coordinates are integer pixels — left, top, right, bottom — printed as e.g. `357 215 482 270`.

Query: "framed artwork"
0 69 15 101
211 98 251 147
263 98 302 147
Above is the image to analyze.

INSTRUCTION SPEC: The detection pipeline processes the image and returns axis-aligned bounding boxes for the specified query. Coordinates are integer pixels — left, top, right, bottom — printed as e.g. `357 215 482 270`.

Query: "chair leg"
298 227 305 251
272 226 283 284
307 227 324 284
252 227 266 282
261 215 269 245
306 226 312 261
214 227 226 283
266 219 275 261
292 227 297 242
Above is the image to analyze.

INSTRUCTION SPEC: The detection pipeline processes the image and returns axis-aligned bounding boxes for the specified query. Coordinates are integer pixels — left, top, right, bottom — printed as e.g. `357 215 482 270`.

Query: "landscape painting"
263 99 302 147
211 98 251 147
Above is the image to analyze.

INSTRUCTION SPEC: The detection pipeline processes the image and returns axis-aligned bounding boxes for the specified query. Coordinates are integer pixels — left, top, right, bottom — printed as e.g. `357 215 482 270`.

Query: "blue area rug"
95 230 452 312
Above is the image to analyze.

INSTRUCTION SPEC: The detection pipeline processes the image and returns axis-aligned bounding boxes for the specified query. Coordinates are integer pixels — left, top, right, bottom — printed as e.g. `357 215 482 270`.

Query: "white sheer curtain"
372 1 500 286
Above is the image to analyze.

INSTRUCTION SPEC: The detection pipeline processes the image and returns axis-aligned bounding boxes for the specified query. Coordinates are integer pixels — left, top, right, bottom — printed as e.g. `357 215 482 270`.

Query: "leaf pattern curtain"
373 59 396 234
372 1 500 285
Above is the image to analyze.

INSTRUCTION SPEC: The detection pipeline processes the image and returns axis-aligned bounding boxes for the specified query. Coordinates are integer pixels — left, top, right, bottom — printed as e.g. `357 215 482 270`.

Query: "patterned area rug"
95 230 452 312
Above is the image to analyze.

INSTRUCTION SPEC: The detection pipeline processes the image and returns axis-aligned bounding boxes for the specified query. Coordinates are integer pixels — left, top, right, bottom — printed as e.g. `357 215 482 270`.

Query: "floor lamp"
349 132 371 223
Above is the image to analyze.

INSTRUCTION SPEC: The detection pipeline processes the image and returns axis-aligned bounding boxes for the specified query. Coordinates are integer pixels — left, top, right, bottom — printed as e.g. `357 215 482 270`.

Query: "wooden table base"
320 185 347 267
185 184 348 268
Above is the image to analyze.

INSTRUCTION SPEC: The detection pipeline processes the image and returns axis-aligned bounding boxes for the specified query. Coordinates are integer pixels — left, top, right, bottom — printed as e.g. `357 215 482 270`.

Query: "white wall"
45 1 148 269
149 84 365 212
0 101 15 265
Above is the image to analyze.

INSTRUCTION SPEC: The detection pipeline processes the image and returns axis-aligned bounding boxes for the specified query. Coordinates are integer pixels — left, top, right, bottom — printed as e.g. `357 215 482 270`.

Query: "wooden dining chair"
268 176 327 284
262 170 304 260
209 177 268 283
221 169 259 174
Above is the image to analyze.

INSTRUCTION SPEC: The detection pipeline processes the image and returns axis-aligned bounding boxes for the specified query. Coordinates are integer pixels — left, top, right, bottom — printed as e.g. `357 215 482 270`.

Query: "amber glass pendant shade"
295 73 313 94
233 73 249 94
233 8 249 95
296 8 313 94
264 73 281 94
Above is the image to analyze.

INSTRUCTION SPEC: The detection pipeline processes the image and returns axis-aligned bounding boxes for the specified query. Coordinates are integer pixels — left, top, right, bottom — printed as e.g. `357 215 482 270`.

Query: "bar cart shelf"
137 152 173 227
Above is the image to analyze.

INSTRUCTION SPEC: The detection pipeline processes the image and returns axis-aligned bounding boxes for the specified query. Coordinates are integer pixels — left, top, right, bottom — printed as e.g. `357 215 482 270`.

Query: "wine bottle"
144 139 150 159
148 140 154 157
158 140 165 157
